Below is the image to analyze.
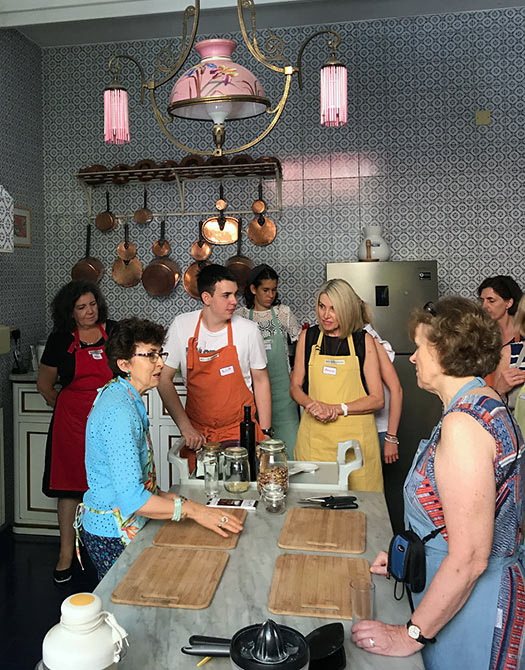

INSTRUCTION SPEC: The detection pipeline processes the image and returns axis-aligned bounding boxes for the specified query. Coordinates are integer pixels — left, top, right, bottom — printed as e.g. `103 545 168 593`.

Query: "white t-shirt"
164 310 267 391
364 324 395 434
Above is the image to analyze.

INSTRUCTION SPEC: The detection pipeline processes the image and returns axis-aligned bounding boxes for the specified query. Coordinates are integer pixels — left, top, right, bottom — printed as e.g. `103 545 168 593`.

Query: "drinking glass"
350 578 375 623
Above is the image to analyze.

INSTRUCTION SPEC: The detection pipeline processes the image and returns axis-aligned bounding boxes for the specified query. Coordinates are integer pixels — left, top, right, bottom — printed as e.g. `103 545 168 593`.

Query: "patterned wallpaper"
40 8 525 333
0 28 45 522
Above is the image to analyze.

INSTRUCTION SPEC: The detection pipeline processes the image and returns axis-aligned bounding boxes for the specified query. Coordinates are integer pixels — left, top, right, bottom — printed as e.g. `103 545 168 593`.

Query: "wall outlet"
475 110 491 125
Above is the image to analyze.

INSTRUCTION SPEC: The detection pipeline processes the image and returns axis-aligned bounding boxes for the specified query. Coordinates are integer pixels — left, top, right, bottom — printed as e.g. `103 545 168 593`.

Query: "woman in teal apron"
237 265 302 458
78 318 243 580
352 298 524 669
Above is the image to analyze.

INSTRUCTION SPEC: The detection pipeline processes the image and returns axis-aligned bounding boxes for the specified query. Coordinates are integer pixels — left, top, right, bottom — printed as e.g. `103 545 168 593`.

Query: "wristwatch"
261 427 274 438
406 620 436 645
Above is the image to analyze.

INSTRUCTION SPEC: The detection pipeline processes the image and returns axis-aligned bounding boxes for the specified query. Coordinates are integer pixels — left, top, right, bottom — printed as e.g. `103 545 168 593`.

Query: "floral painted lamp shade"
0 185 14 253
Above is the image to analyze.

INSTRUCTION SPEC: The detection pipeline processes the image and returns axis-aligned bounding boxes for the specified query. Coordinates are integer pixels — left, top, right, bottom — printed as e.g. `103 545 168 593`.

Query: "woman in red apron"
38 281 114 583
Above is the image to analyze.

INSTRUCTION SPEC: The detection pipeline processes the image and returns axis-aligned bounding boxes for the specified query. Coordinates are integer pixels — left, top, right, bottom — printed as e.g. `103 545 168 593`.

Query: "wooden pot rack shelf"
76 157 283 217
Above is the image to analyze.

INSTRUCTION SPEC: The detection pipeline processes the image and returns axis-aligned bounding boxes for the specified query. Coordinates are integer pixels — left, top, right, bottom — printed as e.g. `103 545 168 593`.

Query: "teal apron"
404 377 523 670
250 307 299 459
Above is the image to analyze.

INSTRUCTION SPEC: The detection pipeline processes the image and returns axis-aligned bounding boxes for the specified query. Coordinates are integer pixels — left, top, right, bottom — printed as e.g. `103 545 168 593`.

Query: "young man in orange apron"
159 265 272 472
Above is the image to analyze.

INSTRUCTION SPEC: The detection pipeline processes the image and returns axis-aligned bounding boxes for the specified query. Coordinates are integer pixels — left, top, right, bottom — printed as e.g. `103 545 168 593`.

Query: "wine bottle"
240 405 257 481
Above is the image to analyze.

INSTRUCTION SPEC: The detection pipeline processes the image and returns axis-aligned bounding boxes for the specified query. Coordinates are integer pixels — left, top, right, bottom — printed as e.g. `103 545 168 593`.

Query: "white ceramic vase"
358 225 391 261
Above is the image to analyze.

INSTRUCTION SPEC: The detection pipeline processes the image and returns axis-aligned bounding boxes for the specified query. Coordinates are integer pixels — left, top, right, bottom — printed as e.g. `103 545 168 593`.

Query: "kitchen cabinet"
12 380 186 535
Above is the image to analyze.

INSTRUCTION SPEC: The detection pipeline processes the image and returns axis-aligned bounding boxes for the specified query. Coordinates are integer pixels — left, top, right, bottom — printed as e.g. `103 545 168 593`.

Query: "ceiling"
4 0 525 48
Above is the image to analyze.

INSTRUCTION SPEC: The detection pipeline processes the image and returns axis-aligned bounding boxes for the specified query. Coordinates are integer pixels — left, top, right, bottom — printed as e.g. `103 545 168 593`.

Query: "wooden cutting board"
268 553 370 619
153 509 247 549
111 547 229 609
278 508 366 554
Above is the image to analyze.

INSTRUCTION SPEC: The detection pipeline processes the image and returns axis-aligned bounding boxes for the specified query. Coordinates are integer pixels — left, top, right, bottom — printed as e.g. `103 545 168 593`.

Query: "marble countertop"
94 484 423 670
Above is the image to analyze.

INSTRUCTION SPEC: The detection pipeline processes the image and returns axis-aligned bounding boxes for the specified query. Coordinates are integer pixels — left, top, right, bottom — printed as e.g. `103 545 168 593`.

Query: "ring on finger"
220 516 229 524
369 638 375 648
217 522 223 528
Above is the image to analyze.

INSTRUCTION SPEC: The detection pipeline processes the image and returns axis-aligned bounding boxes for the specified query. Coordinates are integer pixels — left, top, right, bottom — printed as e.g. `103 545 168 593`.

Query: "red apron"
49 324 112 491
182 314 263 471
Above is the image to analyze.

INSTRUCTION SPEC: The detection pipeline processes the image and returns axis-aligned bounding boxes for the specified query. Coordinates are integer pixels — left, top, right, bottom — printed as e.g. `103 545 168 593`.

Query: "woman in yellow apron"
291 279 384 492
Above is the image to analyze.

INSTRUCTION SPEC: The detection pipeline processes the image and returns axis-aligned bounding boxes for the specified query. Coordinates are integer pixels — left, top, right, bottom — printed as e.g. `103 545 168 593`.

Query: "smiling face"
119 342 165 394
479 287 512 322
409 324 443 392
73 292 99 330
251 278 278 310
202 279 238 323
317 292 341 337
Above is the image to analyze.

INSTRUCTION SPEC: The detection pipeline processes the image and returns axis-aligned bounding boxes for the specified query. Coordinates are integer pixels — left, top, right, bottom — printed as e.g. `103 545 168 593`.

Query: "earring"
126 370 131 381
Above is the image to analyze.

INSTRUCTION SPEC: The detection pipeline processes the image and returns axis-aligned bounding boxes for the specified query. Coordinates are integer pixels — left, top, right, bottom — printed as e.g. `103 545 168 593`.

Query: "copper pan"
183 260 211 300
112 226 142 286
95 190 117 232
142 257 182 296
225 218 253 291
71 224 104 282
117 222 137 260
251 179 266 215
247 212 276 246
152 219 171 257
133 187 153 224
190 220 211 261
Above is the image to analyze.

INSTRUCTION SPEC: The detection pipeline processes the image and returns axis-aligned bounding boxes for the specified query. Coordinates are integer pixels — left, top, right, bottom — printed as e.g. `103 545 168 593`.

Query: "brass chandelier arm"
237 0 293 75
108 54 147 103
147 2 200 90
147 69 294 156
296 29 343 90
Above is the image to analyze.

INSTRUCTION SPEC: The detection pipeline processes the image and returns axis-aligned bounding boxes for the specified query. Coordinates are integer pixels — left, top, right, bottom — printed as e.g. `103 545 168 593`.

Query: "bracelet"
172 497 182 521
385 435 399 445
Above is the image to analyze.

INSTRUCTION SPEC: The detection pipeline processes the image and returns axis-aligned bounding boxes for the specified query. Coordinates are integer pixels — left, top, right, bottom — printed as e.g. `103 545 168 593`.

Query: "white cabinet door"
15 420 58 534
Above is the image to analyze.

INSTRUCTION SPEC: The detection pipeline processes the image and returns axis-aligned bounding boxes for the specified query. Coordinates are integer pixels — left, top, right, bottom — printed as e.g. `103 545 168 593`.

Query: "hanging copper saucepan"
201 183 239 246
225 218 254 292
183 260 211 300
142 223 181 297
247 180 276 246
151 218 171 257
116 221 137 260
71 223 104 282
95 190 117 232
190 220 212 261
133 187 153 225
112 226 143 287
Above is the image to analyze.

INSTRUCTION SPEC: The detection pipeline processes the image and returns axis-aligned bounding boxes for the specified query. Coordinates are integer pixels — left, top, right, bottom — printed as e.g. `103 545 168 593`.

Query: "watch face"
408 624 420 640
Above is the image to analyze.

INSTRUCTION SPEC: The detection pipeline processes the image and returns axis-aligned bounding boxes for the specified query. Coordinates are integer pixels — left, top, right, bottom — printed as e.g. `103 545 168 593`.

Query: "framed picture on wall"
14 206 31 247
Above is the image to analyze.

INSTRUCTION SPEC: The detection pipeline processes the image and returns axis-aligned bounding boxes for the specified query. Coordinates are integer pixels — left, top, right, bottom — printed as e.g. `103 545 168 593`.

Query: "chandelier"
103 1 347 156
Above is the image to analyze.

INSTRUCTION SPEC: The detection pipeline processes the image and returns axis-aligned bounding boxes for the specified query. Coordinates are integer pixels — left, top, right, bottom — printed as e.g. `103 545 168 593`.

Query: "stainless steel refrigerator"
326 260 442 532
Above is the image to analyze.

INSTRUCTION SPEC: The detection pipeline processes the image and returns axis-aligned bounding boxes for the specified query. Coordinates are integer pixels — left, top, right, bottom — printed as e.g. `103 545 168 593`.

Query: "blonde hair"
316 279 364 338
515 295 525 337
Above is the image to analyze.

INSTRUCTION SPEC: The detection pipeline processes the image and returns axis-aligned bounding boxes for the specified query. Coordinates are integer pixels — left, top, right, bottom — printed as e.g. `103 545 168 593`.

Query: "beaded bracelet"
385 435 399 445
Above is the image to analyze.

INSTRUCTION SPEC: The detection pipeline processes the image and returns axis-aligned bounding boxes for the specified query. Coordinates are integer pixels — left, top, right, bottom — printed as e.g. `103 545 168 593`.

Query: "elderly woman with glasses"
352 297 524 670
79 317 242 580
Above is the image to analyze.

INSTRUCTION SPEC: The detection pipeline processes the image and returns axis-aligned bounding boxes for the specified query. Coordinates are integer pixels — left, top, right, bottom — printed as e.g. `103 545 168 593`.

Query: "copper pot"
225 218 253 291
142 257 182 297
183 260 211 300
152 219 171 257
247 212 276 246
112 226 142 286
71 224 104 282
190 220 212 261
95 190 117 232
117 222 137 260
133 187 153 225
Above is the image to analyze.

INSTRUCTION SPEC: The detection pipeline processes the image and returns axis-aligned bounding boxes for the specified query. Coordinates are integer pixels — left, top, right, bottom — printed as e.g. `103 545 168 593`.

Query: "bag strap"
421 525 445 543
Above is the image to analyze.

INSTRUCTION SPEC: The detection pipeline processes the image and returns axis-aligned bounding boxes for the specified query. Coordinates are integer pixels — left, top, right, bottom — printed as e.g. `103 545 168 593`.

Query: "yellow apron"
294 330 383 492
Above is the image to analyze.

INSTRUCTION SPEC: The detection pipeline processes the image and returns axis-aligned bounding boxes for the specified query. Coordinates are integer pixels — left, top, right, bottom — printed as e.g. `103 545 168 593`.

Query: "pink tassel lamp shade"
320 63 347 128
104 87 130 145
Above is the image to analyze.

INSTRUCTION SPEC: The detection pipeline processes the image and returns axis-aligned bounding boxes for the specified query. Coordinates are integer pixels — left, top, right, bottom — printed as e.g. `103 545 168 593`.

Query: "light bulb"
207 101 233 124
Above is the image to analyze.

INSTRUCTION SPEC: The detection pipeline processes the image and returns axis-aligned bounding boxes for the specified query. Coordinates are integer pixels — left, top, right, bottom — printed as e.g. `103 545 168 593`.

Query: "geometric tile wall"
42 8 525 337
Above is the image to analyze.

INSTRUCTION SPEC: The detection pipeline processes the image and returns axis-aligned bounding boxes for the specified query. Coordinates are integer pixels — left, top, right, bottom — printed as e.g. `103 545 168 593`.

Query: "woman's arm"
493 344 525 394
353 410 496 655
374 340 403 463
290 329 311 408
336 333 384 415
37 363 59 407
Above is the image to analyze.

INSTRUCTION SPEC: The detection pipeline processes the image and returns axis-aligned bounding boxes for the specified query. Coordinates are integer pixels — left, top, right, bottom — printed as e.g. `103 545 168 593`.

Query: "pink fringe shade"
320 64 347 127
104 88 130 144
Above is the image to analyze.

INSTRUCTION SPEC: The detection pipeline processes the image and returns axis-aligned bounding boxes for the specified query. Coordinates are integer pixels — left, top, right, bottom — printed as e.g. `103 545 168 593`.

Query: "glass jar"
257 439 288 494
223 446 250 493
261 482 286 514
198 441 222 498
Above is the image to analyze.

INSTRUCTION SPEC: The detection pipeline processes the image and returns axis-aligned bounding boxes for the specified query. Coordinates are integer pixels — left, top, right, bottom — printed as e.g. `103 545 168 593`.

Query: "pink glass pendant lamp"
104 87 130 145
320 60 347 127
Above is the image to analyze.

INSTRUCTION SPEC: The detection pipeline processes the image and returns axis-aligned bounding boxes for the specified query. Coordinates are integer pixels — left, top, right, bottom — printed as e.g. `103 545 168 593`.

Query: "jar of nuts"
257 439 288 494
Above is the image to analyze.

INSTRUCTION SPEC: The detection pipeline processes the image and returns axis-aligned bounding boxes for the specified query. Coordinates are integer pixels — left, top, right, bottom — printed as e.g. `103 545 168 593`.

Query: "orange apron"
182 314 263 471
294 330 383 492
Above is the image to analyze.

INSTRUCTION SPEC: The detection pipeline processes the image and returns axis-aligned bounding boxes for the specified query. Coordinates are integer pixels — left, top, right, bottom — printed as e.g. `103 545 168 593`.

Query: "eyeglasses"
423 301 437 316
132 351 169 363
